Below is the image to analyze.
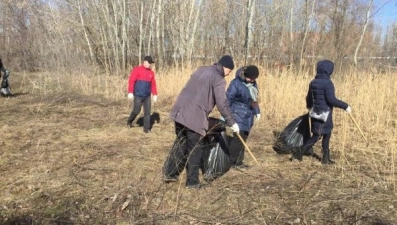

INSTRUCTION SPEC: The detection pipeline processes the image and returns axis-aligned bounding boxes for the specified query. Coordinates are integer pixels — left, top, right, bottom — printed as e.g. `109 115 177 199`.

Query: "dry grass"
0 67 396 225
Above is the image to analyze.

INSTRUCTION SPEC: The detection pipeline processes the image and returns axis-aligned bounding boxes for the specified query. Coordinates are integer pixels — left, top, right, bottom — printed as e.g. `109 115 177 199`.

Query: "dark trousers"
294 132 332 159
303 132 331 150
229 131 249 165
127 96 151 131
174 122 203 186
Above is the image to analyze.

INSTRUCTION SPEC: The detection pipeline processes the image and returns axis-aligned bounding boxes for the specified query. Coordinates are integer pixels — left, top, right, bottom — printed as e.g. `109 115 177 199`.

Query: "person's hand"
231 123 240 133
153 95 158 102
128 93 134 99
219 116 225 121
255 114 261 120
346 106 352 113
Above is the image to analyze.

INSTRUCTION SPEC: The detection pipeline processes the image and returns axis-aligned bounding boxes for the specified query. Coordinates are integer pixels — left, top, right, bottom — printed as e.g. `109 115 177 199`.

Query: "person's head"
316 60 334 76
143 56 155 68
218 55 235 76
243 65 259 83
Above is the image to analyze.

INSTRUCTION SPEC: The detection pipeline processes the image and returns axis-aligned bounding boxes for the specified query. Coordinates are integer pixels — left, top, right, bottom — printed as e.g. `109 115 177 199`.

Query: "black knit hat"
244 65 259 79
218 55 235 70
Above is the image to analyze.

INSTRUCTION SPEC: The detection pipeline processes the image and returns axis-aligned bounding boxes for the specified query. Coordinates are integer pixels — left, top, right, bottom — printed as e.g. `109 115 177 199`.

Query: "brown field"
0 67 396 225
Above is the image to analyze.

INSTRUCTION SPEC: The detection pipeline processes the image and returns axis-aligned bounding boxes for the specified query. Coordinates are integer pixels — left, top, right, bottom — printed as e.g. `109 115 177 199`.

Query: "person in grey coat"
291 60 351 164
166 55 239 189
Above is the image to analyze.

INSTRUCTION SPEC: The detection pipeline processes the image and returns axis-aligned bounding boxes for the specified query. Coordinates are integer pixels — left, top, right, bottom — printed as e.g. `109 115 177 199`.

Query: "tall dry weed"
2 66 396 224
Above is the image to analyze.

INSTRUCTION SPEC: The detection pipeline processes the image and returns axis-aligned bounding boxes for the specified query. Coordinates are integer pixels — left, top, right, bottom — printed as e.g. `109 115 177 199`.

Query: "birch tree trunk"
289 0 294 68
148 0 156 54
121 0 127 71
187 0 203 63
244 0 256 64
156 0 162 70
300 0 316 70
353 0 373 67
77 0 94 63
138 1 144 61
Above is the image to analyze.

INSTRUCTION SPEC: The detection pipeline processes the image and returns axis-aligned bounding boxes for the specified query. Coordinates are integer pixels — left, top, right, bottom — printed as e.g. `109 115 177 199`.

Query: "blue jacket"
226 67 260 132
306 60 348 134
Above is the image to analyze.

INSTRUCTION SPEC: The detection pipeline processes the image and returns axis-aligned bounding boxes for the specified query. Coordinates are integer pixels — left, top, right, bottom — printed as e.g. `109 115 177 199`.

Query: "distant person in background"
127 56 158 133
226 65 261 170
166 55 239 189
0 58 11 96
291 60 351 164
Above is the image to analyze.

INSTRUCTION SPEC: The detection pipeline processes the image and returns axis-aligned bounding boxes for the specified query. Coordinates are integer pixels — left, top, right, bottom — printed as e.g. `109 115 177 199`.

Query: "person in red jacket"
127 56 158 133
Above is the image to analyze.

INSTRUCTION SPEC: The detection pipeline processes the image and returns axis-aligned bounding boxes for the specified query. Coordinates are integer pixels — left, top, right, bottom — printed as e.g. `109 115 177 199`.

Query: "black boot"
321 149 335 164
291 148 303 161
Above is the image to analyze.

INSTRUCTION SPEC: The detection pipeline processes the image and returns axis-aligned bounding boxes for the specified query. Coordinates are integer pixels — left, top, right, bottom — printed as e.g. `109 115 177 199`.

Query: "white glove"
128 93 134 99
346 106 352 113
231 123 240 133
153 95 158 102
255 114 261 120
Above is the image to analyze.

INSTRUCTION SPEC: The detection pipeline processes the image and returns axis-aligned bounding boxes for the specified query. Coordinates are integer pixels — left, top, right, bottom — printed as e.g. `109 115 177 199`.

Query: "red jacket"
128 65 157 98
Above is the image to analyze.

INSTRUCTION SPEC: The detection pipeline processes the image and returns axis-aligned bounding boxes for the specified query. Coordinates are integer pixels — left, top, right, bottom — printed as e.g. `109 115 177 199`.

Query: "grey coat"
170 63 236 136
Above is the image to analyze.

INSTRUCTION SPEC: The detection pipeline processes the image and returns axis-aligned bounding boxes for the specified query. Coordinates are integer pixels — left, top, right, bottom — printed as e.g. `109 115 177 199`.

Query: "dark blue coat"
226 67 260 132
306 60 348 134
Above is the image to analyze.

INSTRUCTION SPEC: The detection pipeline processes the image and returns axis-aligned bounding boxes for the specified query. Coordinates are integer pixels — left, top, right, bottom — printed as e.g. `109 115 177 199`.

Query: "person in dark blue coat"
292 60 351 164
226 65 261 169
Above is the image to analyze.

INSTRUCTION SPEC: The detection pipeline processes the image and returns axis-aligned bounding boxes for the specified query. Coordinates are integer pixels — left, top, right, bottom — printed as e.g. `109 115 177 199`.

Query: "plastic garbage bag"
1 70 11 96
162 117 231 181
273 114 312 154
162 137 187 178
201 131 231 181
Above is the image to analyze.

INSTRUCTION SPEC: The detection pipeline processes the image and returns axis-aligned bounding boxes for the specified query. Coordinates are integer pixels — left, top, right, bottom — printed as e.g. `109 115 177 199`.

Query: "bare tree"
299 0 316 70
244 0 256 64
353 0 373 67
0 0 387 72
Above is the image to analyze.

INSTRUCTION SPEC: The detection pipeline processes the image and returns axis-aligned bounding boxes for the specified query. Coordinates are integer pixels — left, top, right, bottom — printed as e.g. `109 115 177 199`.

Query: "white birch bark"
353 0 373 66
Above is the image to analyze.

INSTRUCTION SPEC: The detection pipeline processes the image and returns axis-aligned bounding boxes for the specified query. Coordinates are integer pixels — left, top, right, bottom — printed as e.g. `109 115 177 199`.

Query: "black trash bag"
1 70 11 96
162 137 187 178
201 131 231 181
162 117 231 180
273 114 312 154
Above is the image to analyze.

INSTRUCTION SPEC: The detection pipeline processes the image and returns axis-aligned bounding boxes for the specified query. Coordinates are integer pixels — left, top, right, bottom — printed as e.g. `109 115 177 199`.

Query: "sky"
372 0 397 34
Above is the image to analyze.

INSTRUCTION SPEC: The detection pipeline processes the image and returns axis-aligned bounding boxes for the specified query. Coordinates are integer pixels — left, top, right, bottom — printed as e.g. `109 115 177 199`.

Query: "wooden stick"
235 132 260 166
348 113 369 146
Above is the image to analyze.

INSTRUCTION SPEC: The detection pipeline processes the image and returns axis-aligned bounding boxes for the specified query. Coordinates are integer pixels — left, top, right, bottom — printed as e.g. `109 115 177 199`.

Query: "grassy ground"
0 69 396 225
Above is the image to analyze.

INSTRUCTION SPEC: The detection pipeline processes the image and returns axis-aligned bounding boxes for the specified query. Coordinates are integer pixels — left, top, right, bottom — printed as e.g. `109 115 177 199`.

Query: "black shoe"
321 159 335 165
186 183 201 190
311 153 322 162
144 129 151 133
290 156 302 162
127 122 135 128
291 149 303 161
321 149 335 165
232 163 249 170
163 175 178 183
